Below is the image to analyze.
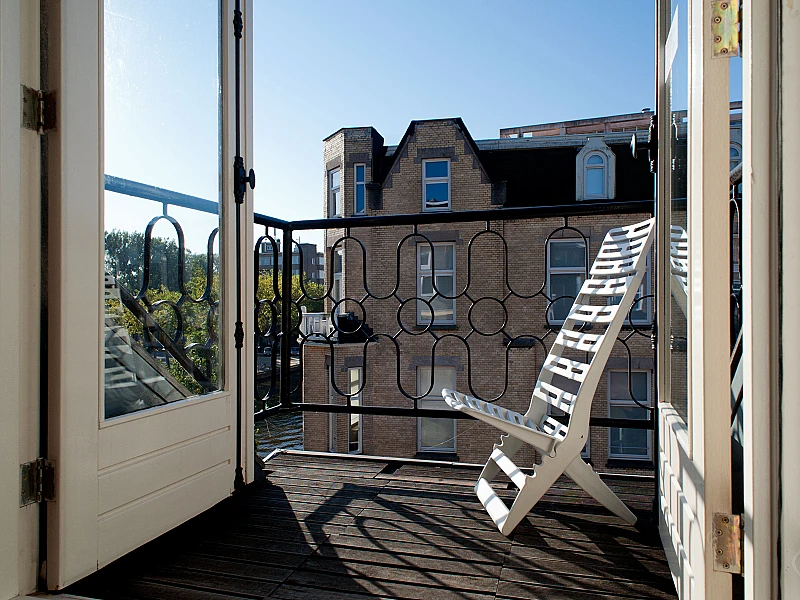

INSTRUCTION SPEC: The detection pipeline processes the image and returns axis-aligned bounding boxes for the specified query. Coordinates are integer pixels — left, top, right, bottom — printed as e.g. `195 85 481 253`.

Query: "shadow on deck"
67 451 677 599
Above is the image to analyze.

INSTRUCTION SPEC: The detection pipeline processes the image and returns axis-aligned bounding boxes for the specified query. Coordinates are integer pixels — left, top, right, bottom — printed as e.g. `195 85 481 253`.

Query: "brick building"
258 240 325 287
302 111 674 472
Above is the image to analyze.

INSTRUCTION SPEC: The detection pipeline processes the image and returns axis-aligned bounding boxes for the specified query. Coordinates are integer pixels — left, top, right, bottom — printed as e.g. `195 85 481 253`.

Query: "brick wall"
307 119 655 474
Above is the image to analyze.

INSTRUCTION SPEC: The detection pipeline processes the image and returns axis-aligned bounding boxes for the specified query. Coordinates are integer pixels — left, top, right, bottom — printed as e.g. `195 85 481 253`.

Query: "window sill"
413 324 458 331
422 206 451 212
605 458 654 469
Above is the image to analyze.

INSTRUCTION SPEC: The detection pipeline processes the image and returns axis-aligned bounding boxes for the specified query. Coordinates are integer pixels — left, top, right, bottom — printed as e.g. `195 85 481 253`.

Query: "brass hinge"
711 0 740 58
20 458 55 506
712 512 743 574
21 85 56 134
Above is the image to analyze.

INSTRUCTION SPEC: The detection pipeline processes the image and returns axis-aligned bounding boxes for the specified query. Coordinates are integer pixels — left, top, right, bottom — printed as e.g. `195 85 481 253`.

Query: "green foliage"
256 270 325 333
105 229 220 395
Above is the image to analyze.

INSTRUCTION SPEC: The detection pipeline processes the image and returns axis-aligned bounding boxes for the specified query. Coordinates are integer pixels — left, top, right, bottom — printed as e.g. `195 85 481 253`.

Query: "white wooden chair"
442 218 655 535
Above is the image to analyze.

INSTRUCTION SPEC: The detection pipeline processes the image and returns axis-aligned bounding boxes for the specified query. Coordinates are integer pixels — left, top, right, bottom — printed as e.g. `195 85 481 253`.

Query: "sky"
104 1 747 254
252 1 657 248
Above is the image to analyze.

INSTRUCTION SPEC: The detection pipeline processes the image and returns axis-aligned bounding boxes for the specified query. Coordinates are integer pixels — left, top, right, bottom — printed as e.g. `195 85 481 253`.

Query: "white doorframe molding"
741 0 779 598
44 0 103 588
780 0 800 596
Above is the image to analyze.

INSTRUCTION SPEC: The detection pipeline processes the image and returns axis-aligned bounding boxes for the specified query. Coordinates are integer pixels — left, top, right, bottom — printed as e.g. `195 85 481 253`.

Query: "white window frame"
354 163 367 215
546 238 587 325
332 248 343 317
607 370 652 461
417 366 457 453
584 152 607 198
348 367 363 454
417 242 456 325
422 158 451 212
575 137 616 201
329 167 341 217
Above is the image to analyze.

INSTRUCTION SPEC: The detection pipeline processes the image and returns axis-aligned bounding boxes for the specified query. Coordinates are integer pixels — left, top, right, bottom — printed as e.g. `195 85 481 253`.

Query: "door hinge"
711 0 740 58
712 512 742 574
20 458 55 506
21 85 56 134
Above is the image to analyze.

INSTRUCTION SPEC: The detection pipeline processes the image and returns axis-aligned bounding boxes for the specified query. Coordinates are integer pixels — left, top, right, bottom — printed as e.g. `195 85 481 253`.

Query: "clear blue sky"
105 2 663 252
253 1 656 247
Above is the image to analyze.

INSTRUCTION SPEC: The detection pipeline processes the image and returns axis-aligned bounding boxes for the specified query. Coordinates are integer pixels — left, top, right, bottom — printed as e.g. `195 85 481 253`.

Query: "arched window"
730 144 742 172
585 153 606 198
576 138 615 201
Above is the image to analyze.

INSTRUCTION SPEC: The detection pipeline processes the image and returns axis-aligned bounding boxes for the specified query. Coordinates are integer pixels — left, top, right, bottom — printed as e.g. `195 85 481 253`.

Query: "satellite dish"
630 133 638 159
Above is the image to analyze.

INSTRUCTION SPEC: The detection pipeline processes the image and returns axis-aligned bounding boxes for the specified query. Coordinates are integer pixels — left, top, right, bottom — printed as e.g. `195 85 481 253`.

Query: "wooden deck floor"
67 451 677 600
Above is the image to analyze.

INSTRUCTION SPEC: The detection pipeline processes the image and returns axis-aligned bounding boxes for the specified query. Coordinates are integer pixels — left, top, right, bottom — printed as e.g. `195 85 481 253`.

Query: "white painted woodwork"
43 0 254 589
0 2 44 598
739 1 779 598
780 0 800 596
445 218 654 535
656 0 733 597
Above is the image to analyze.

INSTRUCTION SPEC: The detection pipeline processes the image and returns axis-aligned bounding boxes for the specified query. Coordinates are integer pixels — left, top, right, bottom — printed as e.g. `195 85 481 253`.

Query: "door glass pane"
103 0 222 419
667 0 689 422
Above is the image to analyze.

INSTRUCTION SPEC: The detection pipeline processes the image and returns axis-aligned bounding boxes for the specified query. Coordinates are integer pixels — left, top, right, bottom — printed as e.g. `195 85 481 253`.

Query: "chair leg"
563 456 637 525
500 461 564 535
479 434 525 482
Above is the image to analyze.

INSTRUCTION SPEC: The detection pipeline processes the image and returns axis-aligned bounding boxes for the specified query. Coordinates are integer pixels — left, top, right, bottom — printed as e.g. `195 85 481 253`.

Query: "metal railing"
253 200 657 435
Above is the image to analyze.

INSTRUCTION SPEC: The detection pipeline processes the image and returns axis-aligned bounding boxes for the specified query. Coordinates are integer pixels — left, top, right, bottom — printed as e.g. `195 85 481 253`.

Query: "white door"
656 0 735 598
45 0 255 589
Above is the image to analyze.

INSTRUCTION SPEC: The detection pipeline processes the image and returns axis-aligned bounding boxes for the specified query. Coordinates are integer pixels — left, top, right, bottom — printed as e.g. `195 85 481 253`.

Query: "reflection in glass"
103 0 222 419
667 0 689 423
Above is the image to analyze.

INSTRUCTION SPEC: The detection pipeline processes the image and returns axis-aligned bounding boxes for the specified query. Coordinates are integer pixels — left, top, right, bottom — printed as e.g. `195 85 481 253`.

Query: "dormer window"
585 154 606 197
423 159 450 211
576 138 616 201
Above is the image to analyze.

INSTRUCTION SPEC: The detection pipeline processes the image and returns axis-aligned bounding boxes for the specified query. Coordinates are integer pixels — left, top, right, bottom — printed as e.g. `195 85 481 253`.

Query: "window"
422 159 450 211
418 243 455 325
547 238 587 323
608 371 651 460
585 153 606 197
354 163 366 215
329 168 341 217
576 138 615 200
332 249 343 317
730 144 742 172
292 254 300 265
348 367 363 453
608 255 651 325
418 366 456 452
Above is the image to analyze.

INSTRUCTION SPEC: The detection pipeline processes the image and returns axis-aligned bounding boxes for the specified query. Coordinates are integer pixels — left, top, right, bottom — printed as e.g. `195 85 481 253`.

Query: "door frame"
656 0 733 597
0 1 43 597
43 0 254 588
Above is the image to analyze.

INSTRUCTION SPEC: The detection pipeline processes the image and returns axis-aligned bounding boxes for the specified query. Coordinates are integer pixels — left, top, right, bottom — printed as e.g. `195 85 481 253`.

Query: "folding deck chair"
442 218 656 535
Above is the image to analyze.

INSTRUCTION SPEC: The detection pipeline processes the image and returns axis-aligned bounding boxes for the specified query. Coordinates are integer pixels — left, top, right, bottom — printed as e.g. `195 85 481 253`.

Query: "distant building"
258 240 325 286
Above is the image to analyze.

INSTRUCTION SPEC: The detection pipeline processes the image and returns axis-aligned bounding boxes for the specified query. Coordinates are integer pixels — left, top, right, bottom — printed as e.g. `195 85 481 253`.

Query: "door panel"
657 0 733 598
47 0 252 589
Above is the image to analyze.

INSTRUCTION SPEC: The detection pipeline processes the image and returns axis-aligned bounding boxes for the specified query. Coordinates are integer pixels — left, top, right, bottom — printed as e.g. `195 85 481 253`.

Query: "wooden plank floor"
67 451 677 600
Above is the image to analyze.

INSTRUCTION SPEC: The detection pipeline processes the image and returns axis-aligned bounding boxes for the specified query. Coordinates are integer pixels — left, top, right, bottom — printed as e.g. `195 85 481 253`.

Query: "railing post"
280 229 293 407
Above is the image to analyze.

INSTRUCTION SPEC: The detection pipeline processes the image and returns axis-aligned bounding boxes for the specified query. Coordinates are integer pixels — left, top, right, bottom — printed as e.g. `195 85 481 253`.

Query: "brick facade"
305 116 657 474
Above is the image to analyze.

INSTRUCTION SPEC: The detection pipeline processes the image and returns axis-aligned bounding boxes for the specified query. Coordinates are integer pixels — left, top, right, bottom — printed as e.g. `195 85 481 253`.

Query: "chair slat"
553 329 605 353
564 303 619 324
532 380 578 413
579 275 635 297
542 355 590 382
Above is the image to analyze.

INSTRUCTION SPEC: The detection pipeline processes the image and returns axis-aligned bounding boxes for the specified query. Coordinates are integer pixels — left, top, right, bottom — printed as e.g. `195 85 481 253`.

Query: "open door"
655 0 735 598
44 0 254 588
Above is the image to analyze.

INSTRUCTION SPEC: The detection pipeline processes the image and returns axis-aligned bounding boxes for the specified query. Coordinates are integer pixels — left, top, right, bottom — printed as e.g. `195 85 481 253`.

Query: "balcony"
68 451 675 600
